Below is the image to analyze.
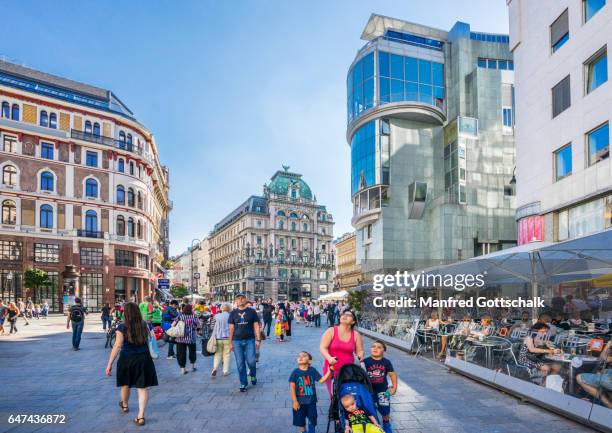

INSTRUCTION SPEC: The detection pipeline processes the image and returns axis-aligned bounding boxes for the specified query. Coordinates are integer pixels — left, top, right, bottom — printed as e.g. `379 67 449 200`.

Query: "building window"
552 75 571 118
115 249 135 267
39 204 53 228
554 144 572 181
278 220 284 230
587 122 609 165
118 159 124 173
80 247 103 266
586 48 607 94
85 210 97 232
34 243 59 263
584 0 606 22
85 178 98 197
80 273 103 311
41 142 54 159
351 120 376 194
116 215 125 236
127 188 135 207
129 161 135 175
86 151 98 167
303 223 308 232
137 191 142 209
1 199 16 225
40 171 54 191
137 253 148 269
39 110 48 127
116 185 125 204
2 165 17 186
347 51 374 122
551 9 569 53
84 121 92 134
1 102 9 118
119 131 126 148
502 107 514 127
291 222 296 231
49 113 57 129
11 104 19 120
127 134 133 149
93 122 100 137
137 220 142 238
127 217 135 237
3 135 17 153
0 240 21 260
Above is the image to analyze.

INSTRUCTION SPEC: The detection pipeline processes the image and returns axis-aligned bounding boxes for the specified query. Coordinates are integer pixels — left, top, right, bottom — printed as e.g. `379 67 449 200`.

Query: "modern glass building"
347 15 517 276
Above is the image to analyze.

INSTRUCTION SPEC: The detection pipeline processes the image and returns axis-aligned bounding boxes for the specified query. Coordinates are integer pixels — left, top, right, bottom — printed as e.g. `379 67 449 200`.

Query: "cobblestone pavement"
0 315 597 433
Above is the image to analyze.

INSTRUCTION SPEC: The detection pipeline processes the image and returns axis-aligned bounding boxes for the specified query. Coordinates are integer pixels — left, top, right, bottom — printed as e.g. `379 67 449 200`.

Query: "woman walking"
320 310 364 395
105 302 158 426
174 304 199 375
211 303 231 376
7 302 20 334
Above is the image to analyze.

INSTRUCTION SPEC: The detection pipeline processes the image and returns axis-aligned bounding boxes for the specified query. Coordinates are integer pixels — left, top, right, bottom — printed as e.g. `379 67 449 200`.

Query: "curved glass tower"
347 15 518 276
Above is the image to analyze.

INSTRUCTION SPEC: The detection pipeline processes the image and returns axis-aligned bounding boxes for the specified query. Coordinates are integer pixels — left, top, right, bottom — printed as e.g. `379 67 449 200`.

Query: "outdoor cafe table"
470 337 501 369
544 353 600 394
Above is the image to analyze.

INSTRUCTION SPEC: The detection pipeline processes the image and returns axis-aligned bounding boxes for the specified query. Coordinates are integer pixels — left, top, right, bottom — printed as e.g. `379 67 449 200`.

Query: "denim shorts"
292 402 317 427
580 369 612 391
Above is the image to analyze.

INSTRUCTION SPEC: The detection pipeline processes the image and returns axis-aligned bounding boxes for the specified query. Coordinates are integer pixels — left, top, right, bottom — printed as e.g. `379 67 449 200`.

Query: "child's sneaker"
250 376 257 385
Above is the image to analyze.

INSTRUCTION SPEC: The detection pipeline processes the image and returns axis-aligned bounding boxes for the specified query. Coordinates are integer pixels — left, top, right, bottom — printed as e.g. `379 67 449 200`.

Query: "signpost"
157 278 170 289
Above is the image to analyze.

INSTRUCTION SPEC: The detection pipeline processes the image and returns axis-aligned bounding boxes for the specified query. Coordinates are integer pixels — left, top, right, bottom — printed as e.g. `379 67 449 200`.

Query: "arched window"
84 120 92 134
11 104 19 120
85 178 98 197
118 159 124 173
137 220 142 238
302 214 309 220
119 131 126 149
276 210 286 217
129 161 134 175
116 185 125 204
291 188 297 199
137 191 142 209
40 204 53 229
289 212 298 219
1 102 9 118
85 210 97 232
93 122 100 137
2 199 16 225
127 188 135 207
127 217 135 237
49 113 57 129
3 165 17 186
40 171 54 191
40 110 49 127
116 215 125 236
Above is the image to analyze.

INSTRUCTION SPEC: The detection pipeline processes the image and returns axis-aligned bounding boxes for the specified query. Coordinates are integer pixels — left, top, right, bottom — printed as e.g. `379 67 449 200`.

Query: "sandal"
134 417 145 426
119 401 129 413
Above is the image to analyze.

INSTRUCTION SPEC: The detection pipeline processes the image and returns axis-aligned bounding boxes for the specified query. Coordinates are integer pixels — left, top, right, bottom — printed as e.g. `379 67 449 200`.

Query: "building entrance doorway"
290 287 300 302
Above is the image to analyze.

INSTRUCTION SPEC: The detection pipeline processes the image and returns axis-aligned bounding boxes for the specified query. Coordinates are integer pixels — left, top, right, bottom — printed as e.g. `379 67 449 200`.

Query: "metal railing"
348 92 446 126
77 229 104 239
70 129 154 163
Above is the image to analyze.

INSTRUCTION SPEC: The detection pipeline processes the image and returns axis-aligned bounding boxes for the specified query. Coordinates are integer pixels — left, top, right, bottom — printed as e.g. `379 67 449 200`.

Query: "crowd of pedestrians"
0 297 52 335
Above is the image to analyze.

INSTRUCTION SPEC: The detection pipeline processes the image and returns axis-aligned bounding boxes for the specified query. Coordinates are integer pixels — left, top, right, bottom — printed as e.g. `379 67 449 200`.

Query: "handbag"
166 320 184 338
206 334 217 354
274 322 282 337
148 331 159 359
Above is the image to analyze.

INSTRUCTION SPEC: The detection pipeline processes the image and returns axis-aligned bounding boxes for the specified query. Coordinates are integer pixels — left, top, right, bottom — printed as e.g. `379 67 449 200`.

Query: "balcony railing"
71 129 153 163
77 229 104 239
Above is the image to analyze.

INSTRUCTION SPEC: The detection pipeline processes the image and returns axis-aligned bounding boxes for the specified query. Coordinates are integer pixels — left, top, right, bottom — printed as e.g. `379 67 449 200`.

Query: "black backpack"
70 306 84 322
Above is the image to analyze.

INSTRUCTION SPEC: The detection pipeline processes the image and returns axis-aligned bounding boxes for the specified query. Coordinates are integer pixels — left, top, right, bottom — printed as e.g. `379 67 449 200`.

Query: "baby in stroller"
328 364 383 433
341 394 383 433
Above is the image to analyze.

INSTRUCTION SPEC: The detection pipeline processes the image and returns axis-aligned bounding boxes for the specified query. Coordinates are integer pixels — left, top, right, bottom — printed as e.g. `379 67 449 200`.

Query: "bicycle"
105 318 121 349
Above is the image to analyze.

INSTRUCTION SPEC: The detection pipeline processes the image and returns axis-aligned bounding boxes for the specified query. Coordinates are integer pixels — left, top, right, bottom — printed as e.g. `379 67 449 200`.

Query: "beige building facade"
333 232 361 292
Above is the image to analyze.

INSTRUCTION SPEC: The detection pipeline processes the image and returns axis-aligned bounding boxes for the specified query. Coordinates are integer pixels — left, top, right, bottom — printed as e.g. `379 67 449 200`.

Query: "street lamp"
190 238 200 297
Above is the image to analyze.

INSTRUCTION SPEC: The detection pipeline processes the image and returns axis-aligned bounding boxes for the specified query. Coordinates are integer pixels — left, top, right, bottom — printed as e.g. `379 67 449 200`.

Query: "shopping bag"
148 331 159 359
274 322 282 337
206 334 217 354
166 320 184 338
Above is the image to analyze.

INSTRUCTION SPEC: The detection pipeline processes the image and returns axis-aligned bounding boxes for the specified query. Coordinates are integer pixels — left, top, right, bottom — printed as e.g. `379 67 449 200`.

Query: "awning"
319 290 349 301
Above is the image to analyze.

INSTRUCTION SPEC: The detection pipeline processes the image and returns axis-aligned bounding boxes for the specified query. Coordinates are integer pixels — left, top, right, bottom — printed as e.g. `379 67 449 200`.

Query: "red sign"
518 215 544 245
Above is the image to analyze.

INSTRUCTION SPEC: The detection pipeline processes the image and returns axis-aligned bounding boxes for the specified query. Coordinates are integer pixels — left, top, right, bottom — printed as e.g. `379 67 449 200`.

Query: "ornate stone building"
333 232 362 292
0 60 171 312
209 167 334 301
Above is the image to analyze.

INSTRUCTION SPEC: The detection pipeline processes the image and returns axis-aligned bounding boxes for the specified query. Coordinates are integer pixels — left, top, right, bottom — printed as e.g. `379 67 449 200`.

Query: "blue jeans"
102 316 112 330
233 338 256 387
71 320 84 348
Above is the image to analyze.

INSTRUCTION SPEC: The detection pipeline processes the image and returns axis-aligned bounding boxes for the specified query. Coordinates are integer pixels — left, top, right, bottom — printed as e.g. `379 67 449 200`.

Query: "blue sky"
1 0 509 256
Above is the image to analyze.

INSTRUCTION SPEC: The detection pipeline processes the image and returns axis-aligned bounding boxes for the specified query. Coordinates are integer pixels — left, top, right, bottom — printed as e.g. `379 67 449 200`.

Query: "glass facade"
80 273 103 312
347 52 374 123
379 51 444 107
351 121 376 194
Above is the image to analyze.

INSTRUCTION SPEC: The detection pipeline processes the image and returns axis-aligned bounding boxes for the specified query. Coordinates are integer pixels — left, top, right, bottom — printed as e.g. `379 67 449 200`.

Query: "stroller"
327 364 381 433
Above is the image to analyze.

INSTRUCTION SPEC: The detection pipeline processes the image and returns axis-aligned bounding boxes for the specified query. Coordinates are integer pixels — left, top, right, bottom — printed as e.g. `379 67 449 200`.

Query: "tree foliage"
347 290 368 313
24 268 50 290
170 284 189 299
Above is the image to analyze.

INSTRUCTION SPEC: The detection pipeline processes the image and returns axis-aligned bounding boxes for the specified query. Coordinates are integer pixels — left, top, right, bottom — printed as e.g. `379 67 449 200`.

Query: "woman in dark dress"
106 302 158 426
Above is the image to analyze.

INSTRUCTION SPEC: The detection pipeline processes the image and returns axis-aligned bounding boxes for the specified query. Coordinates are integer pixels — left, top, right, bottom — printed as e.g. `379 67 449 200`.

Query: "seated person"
576 340 612 408
551 311 571 330
568 311 585 328
423 312 442 332
535 312 557 336
449 315 473 357
340 394 382 433
470 316 494 339
518 323 561 385
510 311 531 332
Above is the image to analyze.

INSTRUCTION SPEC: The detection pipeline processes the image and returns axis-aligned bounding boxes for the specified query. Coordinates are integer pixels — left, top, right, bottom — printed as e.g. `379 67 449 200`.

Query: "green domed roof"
267 167 313 200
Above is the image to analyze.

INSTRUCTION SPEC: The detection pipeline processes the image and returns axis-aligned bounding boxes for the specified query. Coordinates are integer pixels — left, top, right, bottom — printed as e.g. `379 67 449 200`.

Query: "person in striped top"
173 304 200 375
